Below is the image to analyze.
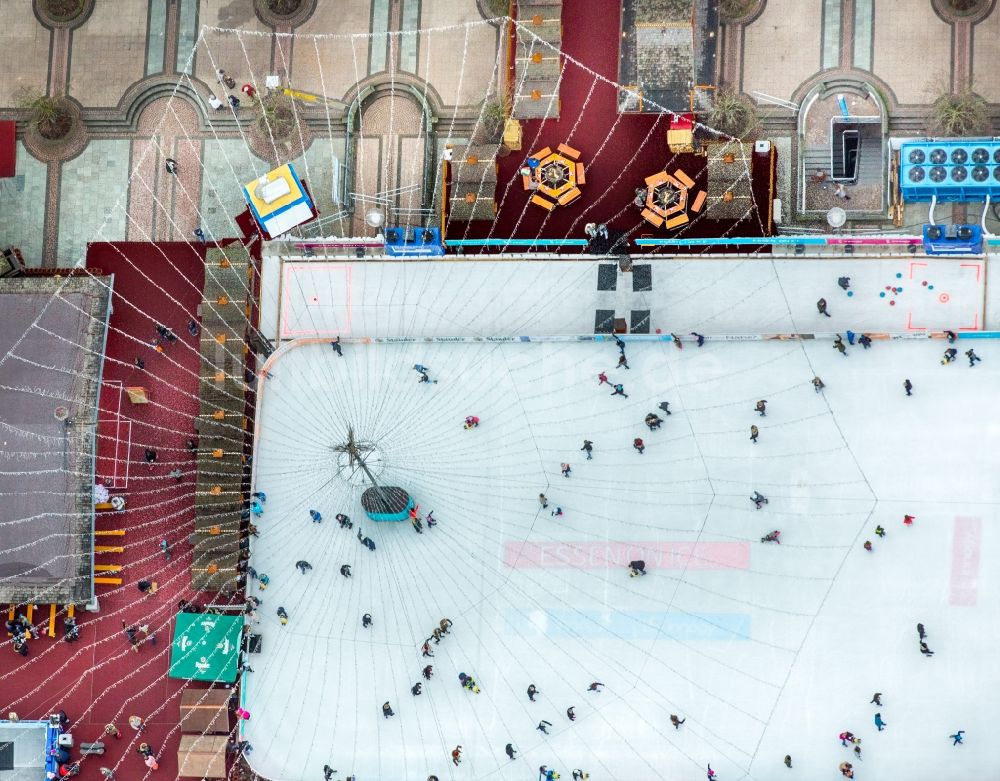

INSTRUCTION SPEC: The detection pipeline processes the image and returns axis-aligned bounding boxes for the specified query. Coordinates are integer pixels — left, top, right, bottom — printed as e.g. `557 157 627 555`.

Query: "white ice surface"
259 256 986 340
245 332 1000 781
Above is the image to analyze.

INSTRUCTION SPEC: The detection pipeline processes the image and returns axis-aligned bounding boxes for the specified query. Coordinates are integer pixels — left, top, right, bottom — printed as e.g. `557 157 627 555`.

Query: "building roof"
0 275 112 606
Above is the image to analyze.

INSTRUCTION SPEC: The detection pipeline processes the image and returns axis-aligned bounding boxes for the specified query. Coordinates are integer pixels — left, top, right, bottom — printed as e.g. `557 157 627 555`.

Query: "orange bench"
557 143 581 160
558 187 582 206
641 208 664 228
690 190 707 213
673 169 696 189
575 162 586 185
665 213 689 230
531 194 555 211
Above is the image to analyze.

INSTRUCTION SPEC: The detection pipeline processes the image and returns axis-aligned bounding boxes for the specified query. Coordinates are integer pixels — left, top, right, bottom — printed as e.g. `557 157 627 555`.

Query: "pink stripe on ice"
949 517 981 606
503 541 750 570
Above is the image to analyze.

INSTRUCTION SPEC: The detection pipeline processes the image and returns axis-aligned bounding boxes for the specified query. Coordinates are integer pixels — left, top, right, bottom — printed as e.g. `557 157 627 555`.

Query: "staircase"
854 142 883 187
802 144 830 179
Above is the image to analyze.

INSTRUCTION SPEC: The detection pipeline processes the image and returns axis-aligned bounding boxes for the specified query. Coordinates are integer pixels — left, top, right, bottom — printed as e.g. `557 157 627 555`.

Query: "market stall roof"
179 688 231 734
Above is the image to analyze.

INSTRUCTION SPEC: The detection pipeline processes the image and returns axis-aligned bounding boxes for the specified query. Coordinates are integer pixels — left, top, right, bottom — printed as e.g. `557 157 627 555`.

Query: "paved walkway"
0 0 498 267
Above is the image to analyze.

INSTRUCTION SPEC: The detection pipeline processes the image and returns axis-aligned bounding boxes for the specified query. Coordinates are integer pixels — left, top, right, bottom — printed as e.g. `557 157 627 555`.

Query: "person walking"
165 159 178 175
103 723 121 740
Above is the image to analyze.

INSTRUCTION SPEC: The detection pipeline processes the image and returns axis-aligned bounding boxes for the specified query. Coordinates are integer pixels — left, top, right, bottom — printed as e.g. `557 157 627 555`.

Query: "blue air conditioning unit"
900 139 1000 202
384 226 445 257
922 223 983 255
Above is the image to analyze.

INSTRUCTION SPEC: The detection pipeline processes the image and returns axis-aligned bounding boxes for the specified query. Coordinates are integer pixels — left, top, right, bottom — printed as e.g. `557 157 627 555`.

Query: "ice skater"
838 276 850 290
658 401 672 415
277 607 288 625
597 371 610 386
863 540 873 552
750 425 759 443
336 513 352 529
904 514 915 526
761 530 781 544
566 707 576 721
942 347 958 364
917 623 926 640
295 560 312 574
572 770 589 780
309 509 322 523
920 641 934 656
645 413 662 430
615 335 626 353
362 613 372 628
691 332 705 347
536 720 552 734
581 440 593 459
340 564 352 578
422 665 433 679
561 463 572 477
755 400 767 416
610 383 628 398
411 683 422 696
323 766 335 781
586 682 604 692
875 525 885 538
903 379 913 396
870 692 882 706
617 354 630 369
966 349 981 366
874 713 886 731
784 755 792 768
330 336 342 356
505 743 516 760
751 491 768 509
539 493 549 508
527 684 539 701
670 714 685 729
551 507 563 517
425 511 437 528
382 702 394 718
422 641 434 657
464 415 480 429
411 515 423 534
706 765 717 780
671 333 683 349
813 376 825 393
628 560 646 577
633 438 645 454
858 334 872 349
950 730 965 745
817 298 831 317
834 335 847 355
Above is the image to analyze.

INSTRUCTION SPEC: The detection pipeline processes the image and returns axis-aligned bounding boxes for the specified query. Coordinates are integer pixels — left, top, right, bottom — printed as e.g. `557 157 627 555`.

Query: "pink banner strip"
949 516 981 606
503 541 750 570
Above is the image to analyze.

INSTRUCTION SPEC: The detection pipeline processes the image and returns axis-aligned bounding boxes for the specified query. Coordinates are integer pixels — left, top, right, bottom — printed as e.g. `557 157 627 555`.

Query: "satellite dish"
827 207 847 229
365 209 385 228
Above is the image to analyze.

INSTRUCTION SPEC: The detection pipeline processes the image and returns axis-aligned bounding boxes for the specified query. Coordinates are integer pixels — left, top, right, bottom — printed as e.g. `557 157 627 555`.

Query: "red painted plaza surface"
504 541 751 569
5 242 242 781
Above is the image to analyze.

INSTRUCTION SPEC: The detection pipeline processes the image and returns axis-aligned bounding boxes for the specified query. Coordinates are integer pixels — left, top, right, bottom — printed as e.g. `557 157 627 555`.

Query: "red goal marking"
938 292 950 303
949 517 981 606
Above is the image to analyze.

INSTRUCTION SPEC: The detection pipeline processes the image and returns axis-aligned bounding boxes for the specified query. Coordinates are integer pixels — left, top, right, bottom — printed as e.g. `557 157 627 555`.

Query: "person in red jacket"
633 438 645 454
903 514 915 526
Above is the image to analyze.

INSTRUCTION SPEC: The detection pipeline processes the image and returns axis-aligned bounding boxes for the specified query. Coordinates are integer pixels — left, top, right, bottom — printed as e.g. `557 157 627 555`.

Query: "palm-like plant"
931 90 989 136
707 89 759 139
16 87 72 140
256 93 296 140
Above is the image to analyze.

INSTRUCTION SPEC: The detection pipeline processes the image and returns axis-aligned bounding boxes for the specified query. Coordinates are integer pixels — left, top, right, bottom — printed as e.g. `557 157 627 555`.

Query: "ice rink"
244 299 1000 780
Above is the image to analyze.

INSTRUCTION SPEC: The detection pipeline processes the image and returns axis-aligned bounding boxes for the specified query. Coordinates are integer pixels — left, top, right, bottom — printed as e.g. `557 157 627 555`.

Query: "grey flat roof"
0 275 112 605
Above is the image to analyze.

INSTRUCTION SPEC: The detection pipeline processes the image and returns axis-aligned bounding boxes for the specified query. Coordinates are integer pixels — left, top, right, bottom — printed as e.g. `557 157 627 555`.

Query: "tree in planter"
256 92 296 141
39 0 85 22
720 0 760 20
474 98 510 144
707 89 759 140
263 0 302 15
930 90 989 136
945 0 987 13
484 0 509 16
16 87 73 141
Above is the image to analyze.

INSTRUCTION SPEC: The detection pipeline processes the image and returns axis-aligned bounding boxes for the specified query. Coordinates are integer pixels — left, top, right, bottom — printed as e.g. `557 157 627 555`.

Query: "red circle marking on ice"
889 300 896 306
922 280 928 286
655 328 662 334
885 286 891 290
939 293 950 303
310 295 320 304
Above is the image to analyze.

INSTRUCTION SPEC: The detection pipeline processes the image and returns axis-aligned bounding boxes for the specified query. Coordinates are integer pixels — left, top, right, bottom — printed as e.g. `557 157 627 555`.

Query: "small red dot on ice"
922 281 928 286
655 328 661 333
889 300 896 306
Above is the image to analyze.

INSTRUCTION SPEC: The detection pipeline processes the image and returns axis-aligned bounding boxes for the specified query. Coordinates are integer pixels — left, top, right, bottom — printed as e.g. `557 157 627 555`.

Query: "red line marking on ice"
908 261 927 280
949 517 981 606
959 263 981 283
503 541 750 570
281 263 353 338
